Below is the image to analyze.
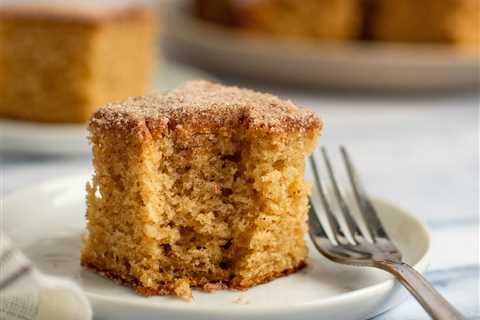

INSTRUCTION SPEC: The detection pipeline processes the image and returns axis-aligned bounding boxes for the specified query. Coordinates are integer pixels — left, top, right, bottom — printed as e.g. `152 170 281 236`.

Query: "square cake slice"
0 3 156 123
195 0 363 40
81 81 322 299
370 0 479 48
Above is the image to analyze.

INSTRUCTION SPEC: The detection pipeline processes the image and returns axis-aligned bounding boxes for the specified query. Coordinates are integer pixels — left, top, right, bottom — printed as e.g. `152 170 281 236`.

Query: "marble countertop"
1 86 478 319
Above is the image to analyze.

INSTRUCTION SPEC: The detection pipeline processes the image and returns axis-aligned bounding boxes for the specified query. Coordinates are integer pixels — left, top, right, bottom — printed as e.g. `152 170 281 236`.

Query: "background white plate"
0 120 89 155
163 1 479 91
0 62 214 156
3 174 431 320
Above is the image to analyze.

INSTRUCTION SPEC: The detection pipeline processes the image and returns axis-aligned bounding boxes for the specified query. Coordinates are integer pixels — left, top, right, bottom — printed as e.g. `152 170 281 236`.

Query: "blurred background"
0 0 478 318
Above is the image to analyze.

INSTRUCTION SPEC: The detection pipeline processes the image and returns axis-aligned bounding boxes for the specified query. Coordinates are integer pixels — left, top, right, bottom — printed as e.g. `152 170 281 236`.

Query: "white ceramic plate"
0 120 89 155
164 1 479 91
3 174 431 320
0 62 214 156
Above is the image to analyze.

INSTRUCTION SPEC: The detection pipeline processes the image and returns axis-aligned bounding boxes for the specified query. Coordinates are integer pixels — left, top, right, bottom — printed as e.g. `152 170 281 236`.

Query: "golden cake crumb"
202 282 226 292
81 80 322 299
173 279 193 301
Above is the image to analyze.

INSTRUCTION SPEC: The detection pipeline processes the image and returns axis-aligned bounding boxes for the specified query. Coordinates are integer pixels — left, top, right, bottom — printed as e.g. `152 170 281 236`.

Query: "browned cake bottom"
81 259 306 299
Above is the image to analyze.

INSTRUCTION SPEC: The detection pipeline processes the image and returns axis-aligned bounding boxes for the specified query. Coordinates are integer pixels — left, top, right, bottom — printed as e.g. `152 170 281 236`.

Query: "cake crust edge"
81 257 307 300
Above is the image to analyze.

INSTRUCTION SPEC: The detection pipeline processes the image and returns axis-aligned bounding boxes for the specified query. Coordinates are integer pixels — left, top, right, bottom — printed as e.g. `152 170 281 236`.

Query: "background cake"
193 0 479 48
194 0 363 40
370 0 479 48
81 80 322 299
0 1 157 123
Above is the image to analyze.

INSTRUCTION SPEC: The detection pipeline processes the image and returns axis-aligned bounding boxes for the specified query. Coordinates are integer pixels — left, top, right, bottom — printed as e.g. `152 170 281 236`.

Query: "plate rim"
164 0 479 91
0 119 89 155
2 174 432 316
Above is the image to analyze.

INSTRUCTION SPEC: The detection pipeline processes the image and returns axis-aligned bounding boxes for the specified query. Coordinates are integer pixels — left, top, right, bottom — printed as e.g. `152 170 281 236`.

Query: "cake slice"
194 0 363 41
0 2 157 123
370 0 479 48
81 81 322 299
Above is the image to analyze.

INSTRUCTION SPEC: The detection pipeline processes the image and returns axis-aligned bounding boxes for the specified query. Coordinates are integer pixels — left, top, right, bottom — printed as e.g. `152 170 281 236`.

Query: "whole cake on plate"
81 80 322 299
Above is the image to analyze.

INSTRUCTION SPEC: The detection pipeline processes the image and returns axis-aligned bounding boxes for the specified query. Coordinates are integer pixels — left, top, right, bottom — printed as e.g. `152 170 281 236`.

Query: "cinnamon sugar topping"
90 80 322 135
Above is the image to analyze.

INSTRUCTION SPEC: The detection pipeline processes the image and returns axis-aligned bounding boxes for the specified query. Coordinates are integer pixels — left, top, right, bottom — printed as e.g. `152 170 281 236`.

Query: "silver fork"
308 146 464 320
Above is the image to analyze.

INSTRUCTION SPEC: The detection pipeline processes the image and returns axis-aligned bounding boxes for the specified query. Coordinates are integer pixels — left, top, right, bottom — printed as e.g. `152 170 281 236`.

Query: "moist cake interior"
82 81 321 298
85 123 316 296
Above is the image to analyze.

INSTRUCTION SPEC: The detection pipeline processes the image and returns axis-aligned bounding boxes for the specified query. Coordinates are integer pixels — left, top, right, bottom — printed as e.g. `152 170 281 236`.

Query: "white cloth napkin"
0 234 92 320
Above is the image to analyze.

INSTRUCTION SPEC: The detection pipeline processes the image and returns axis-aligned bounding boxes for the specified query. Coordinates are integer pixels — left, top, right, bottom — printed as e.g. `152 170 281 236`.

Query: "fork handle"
375 260 464 320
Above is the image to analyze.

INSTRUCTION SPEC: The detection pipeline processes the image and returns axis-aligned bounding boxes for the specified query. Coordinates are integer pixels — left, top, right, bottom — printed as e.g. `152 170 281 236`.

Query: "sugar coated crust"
90 80 323 135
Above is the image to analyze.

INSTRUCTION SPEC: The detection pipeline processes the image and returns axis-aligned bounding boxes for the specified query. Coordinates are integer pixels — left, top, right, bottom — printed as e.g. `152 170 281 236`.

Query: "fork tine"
321 147 363 243
340 146 390 240
308 199 328 239
309 153 344 244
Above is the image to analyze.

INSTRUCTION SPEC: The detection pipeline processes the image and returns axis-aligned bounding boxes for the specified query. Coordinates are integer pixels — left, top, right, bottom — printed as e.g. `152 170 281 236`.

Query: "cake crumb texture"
81 81 322 298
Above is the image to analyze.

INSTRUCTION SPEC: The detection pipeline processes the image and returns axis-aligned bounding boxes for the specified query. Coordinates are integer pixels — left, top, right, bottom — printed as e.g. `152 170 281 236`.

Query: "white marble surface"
1 83 479 319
